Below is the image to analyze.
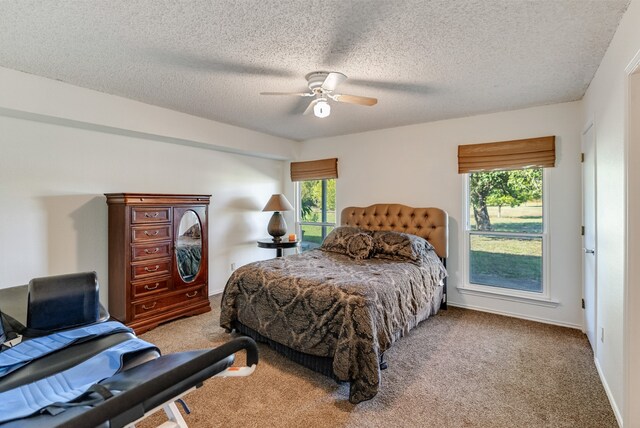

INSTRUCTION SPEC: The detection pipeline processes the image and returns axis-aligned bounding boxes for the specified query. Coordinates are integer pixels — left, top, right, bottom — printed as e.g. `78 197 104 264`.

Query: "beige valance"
290 158 338 181
458 136 555 174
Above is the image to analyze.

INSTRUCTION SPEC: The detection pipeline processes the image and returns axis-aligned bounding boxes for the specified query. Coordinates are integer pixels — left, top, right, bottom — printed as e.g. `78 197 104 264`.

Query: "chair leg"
161 401 188 428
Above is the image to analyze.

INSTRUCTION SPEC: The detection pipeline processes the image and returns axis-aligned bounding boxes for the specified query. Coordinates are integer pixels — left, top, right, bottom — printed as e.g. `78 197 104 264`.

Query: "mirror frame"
173 206 208 288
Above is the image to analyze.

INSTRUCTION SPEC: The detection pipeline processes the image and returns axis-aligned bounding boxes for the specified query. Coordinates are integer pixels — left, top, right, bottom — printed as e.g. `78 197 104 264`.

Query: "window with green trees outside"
467 168 545 293
297 179 336 251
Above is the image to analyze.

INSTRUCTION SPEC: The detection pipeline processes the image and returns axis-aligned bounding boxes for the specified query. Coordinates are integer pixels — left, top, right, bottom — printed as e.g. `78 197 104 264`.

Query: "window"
465 168 546 294
296 179 336 251
290 157 338 251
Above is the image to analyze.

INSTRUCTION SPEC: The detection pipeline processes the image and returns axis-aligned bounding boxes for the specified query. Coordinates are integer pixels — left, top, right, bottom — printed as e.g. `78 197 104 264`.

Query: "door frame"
624 49 640 427
581 120 597 351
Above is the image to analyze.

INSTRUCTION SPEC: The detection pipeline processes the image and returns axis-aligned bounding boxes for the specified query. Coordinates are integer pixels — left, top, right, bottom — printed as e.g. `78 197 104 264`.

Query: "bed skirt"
231 321 341 382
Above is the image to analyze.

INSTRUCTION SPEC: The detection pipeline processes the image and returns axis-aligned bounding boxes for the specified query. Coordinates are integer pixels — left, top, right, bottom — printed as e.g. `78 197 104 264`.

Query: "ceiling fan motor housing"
306 71 346 92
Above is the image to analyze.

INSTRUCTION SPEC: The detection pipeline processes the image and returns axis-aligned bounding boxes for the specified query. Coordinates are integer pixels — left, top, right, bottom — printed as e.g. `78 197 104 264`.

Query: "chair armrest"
60 336 258 428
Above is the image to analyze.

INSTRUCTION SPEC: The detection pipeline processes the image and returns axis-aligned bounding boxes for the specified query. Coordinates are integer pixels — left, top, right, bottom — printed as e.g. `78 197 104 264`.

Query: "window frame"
460 168 555 305
294 178 336 250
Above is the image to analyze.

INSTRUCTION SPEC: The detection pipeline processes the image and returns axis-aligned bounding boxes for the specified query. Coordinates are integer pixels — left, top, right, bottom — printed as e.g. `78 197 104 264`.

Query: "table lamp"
262 194 294 242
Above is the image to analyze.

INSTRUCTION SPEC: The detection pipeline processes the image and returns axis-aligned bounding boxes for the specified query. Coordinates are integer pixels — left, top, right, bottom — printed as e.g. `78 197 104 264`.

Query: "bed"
220 204 448 403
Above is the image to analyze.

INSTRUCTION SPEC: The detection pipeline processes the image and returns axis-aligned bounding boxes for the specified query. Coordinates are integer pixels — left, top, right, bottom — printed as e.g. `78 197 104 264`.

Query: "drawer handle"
144 265 160 272
145 212 160 218
186 291 198 298
144 247 160 254
144 282 160 291
142 302 157 310
144 230 159 236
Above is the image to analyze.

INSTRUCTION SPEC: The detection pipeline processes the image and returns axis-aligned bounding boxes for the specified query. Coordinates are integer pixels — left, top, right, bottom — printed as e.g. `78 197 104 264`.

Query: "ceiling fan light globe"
314 100 331 118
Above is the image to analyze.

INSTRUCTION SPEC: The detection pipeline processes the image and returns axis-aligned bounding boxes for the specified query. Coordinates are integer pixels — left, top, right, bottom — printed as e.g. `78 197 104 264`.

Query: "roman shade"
290 158 338 181
458 136 556 174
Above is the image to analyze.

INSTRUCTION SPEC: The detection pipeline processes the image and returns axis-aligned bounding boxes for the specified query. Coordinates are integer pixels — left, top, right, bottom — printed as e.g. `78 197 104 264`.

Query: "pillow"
372 230 434 264
320 226 373 258
346 233 375 260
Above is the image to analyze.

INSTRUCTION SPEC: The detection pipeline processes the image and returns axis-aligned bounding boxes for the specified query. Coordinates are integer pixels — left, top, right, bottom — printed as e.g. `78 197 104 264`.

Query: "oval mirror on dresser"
176 210 202 283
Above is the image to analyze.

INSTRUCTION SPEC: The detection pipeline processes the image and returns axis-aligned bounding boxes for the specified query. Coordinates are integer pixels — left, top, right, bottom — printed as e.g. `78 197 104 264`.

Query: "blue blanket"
0 338 157 423
0 321 132 378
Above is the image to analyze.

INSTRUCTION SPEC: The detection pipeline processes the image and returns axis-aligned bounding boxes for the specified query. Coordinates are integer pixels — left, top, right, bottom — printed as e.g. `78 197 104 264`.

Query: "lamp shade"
262 194 293 212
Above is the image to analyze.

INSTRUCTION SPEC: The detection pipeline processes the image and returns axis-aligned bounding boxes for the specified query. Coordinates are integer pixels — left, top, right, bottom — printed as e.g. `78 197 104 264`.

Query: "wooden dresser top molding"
105 193 212 205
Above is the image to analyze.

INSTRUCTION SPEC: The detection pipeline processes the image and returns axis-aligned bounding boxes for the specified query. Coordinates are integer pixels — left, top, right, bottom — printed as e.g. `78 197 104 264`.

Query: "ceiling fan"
260 71 378 118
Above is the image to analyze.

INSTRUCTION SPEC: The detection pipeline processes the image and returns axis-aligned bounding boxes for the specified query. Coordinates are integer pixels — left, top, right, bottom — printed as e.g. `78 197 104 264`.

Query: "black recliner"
0 272 258 428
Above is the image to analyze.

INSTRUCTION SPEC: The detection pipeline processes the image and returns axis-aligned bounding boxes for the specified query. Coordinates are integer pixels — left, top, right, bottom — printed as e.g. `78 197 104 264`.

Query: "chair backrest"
27 272 101 333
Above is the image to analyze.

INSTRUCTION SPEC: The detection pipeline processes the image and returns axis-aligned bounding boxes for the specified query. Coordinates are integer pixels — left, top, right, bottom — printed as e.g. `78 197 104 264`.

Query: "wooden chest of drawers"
105 193 211 333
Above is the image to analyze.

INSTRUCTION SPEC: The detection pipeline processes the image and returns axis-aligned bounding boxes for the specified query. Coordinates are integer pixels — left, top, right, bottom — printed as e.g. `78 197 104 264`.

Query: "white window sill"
456 285 560 308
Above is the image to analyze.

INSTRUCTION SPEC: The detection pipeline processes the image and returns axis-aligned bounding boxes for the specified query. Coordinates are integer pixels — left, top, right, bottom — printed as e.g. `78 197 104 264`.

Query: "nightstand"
257 239 300 257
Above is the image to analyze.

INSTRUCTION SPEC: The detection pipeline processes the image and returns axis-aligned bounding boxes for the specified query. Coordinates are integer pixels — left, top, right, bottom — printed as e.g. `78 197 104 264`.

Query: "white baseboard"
594 357 623 427
209 287 224 297
447 301 582 330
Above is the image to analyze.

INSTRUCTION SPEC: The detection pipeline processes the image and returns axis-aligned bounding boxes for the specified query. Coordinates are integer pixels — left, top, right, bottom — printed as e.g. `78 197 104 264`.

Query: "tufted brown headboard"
341 204 449 259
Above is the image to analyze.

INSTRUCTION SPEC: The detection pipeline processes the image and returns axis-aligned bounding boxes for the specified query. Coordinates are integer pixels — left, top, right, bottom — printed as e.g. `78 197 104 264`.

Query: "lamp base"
267 211 287 242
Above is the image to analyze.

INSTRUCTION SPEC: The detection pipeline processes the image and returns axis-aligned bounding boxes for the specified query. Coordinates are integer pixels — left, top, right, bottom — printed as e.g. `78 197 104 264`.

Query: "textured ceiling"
0 0 630 141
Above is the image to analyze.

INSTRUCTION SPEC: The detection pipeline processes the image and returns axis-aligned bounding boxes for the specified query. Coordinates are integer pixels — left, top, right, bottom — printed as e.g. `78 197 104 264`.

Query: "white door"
582 124 597 351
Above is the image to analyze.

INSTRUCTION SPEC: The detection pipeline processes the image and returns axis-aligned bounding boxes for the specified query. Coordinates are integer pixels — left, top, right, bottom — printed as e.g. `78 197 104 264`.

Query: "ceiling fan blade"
321 72 347 91
260 92 313 96
348 78 432 94
144 49 295 78
303 99 319 115
333 94 378 106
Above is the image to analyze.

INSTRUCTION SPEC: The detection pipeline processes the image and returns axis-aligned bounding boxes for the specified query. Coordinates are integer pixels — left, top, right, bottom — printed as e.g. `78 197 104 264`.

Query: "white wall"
580 0 640 424
298 101 583 328
0 67 298 161
627 69 640 427
0 69 298 305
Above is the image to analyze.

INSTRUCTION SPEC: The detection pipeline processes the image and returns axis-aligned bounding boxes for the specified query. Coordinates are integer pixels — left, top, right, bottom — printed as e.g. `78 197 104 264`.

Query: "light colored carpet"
139 295 616 428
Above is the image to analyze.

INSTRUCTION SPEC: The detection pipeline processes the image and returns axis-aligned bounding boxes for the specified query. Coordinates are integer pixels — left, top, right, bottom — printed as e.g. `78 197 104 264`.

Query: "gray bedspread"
220 249 447 403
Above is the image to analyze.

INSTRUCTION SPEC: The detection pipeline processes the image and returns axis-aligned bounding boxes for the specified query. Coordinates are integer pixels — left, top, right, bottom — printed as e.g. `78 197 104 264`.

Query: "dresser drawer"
131 241 172 261
131 207 171 224
131 225 172 243
132 285 206 319
131 277 171 298
131 258 171 280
